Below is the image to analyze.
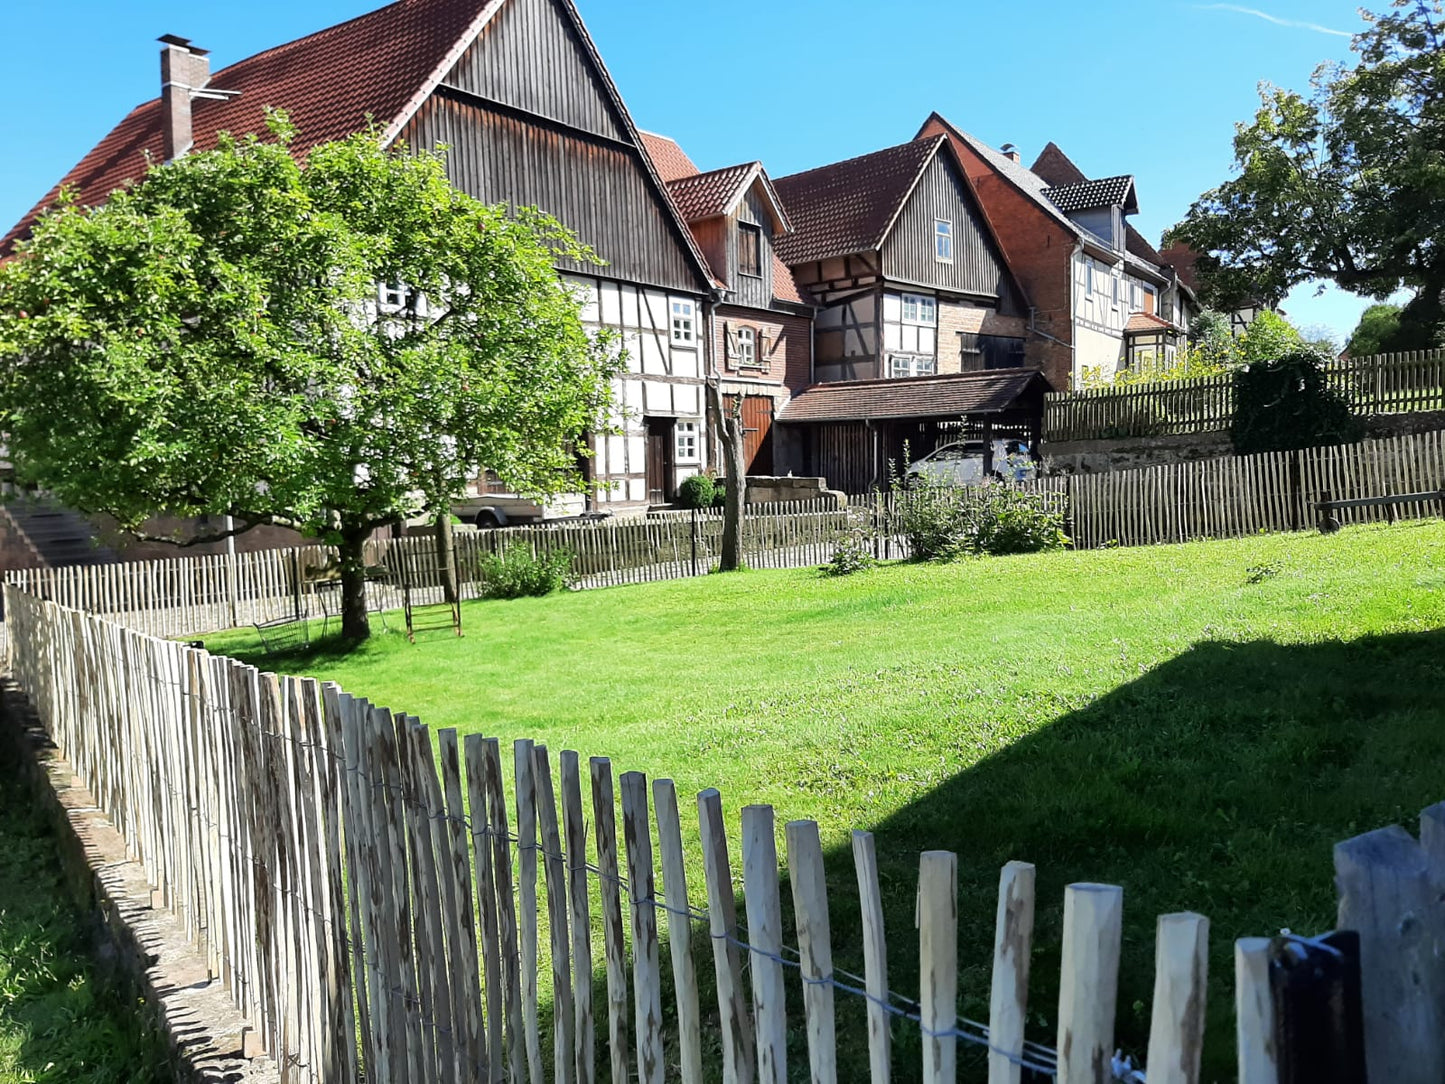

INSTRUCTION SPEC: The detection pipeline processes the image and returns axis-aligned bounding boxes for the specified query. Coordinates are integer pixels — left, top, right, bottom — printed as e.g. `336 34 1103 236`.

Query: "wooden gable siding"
447 0 626 142
405 92 703 292
882 152 1020 311
729 188 774 309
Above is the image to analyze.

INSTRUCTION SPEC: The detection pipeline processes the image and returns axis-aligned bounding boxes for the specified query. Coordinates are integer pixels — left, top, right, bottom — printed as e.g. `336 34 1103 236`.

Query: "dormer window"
738 224 762 277
934 219 953 263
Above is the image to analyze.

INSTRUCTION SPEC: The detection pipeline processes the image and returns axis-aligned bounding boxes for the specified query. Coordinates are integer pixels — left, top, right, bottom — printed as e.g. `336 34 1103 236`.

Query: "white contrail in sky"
1194 3 1353 38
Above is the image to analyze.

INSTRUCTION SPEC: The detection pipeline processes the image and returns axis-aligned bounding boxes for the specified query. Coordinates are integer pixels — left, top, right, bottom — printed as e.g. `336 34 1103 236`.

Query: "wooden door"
645 417 675 504
729 395 775 475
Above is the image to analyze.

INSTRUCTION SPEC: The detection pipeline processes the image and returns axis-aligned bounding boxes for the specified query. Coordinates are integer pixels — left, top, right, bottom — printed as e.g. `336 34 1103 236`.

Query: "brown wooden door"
645 417 675 504
732 395 775 475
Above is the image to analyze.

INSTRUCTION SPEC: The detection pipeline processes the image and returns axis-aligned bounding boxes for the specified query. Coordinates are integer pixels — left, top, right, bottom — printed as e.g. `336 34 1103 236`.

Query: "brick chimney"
159 35 211 160
1000 143 1022 164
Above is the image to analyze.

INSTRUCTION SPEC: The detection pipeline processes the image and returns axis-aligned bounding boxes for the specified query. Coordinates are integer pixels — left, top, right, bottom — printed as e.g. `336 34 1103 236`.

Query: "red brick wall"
922 118 1077 392
713 305 813 392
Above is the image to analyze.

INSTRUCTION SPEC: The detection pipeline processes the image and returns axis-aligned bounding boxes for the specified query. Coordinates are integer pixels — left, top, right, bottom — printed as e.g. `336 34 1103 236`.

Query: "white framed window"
888 353 936 378
1084 260 1094 297
675 421 699 461
934 219 953 263
379 280 409 310
736 326 756 367
670 298 695 344
900 293 936 326
1112 274 1120 306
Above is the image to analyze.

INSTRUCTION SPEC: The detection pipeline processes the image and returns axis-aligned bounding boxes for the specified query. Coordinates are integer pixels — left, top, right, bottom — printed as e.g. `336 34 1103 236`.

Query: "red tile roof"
778 369 1051 423
638 131 699 184
1125 311 1173 333
639 132 810 307
666 163 759 222
4 0 500 254
772 136 943 265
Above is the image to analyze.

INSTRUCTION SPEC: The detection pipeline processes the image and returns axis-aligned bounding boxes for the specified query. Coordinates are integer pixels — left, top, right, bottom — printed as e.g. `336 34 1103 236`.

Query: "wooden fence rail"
8 431 1445 641
1045 348 1445 443
10 588 1445 1082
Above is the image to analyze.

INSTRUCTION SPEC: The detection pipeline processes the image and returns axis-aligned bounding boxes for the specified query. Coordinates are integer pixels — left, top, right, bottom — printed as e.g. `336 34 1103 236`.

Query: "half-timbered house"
641 133 815 474
920 114 1198 388
768 135 1048 492
2 0 718 513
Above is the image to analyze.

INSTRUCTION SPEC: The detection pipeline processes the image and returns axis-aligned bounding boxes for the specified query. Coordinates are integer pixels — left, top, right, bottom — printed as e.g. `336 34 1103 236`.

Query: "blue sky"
0 0 1390 341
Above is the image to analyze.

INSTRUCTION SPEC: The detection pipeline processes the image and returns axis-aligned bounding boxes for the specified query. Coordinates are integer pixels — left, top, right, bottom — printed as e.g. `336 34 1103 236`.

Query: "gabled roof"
3 0 718 293
638 131 808 305
638 131 699 184
777 369 1052 423
1029 141 1089 187
1041 176 1137 214
1031 140 1159 263
919 114 1087 242
772 136 944 265
4 0 495 252
664 162 791 234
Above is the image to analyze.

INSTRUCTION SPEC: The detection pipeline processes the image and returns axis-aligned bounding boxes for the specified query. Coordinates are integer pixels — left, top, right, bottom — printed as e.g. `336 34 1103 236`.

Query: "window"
1084 260 1094 297
671 298 695 344
1112 274 1120 306
900 293 937 326
675 422 699 461
934 219 953 263
888 353 936 378
738 224 762 277
736 326 756 367
379 280 410 310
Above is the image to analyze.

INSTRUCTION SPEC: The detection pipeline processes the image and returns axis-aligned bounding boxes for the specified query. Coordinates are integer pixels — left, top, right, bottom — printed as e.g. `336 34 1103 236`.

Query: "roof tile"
1040 176 1135 212
778 369 1050 423
4 0 489 253
665 163 757 222
772 137 942 265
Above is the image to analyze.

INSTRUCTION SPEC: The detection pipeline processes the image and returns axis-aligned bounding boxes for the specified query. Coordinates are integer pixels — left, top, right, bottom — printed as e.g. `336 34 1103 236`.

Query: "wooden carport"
776 369 1053 493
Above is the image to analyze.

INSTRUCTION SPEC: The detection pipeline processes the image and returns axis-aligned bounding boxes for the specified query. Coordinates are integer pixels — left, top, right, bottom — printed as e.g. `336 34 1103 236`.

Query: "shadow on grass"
784 627 1445 1082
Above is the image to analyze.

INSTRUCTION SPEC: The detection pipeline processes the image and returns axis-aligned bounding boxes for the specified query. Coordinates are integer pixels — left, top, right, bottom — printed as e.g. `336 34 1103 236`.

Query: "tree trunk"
707 381 748 572
435 511 458 604
339 526 371 640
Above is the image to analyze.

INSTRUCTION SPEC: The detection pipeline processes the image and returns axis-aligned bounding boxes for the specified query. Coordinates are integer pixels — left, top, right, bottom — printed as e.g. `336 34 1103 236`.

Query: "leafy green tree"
1188 308 1240 369
1345 303 1405 357
1232 349 1364 454
1167 1 1445 346
0 116 620 638
1238 310 1302 366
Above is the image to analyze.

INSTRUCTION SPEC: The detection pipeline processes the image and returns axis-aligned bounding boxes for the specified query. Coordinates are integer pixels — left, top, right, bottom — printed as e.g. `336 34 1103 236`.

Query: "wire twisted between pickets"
30 634 1171 1083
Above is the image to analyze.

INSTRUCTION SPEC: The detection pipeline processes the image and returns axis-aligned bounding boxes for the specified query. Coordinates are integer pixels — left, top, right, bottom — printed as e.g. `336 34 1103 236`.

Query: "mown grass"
208 521 1445 1080
0 758 169 1083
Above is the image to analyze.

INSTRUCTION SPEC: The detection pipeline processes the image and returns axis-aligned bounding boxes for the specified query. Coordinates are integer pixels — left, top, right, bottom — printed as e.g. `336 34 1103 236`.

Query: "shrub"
711 479 729 508
478 543 574 598
676 474 716 509
1231 348 1364 454
894 481 1069 561
821 532 877 576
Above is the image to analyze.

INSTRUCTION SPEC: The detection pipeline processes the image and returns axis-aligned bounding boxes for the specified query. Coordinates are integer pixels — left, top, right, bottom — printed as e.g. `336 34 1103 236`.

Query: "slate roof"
1041 176 1136 213
771 136 943 265
777 369 1051 423
4 0 497 253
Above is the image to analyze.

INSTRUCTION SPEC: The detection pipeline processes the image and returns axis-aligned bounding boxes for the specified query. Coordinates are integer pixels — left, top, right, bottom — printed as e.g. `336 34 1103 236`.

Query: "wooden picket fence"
1045 348 1445 442
13 586 1445 1082
3 500 861 639
8 431 1445 641
0 587 1262 1082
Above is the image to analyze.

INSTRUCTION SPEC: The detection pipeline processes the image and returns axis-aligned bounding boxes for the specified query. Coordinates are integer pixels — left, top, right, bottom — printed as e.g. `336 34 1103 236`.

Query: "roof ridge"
773 134 938 186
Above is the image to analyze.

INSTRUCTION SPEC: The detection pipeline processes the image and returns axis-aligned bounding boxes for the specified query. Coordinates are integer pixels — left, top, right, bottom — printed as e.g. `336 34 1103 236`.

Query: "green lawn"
0 760 168 1083
209 521 1445 1080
